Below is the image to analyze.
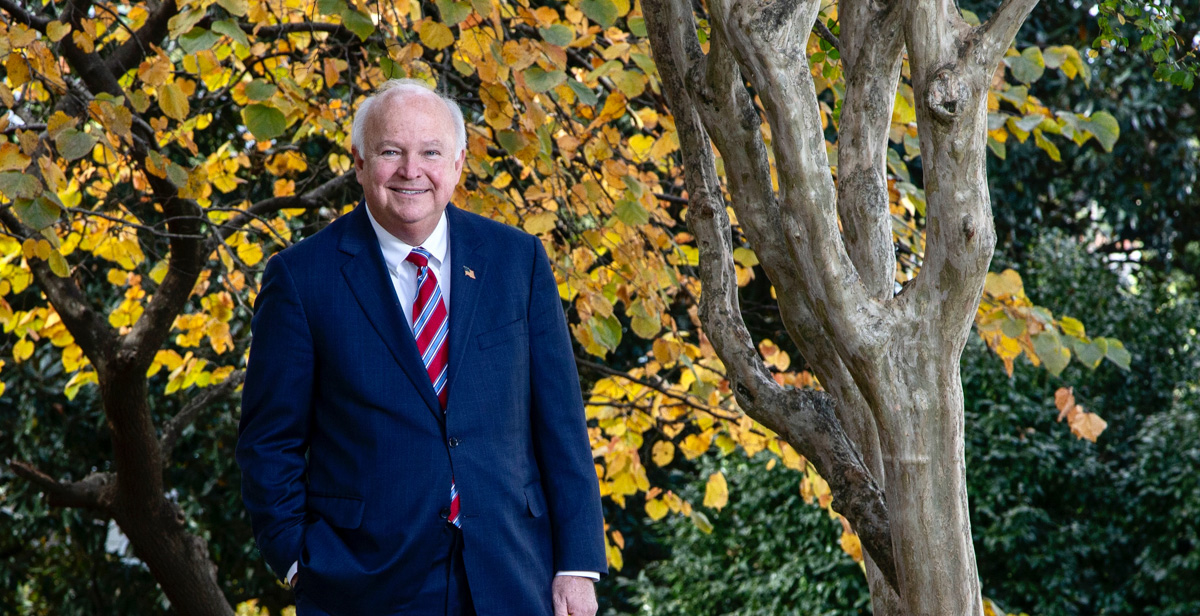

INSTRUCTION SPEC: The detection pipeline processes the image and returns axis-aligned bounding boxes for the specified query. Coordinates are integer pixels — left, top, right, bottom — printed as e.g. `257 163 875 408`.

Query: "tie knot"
406 247 432 268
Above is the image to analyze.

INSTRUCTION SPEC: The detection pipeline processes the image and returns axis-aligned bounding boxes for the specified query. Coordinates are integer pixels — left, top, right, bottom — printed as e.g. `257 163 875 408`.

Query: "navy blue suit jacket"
237 204 607 615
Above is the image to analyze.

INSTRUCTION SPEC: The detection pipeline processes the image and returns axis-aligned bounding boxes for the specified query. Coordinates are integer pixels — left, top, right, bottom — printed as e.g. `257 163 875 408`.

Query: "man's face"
353 92 465 245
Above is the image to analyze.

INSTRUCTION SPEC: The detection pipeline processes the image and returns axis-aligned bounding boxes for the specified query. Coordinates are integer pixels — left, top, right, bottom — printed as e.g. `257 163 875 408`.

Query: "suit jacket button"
439 507 450 519
448 437 460 448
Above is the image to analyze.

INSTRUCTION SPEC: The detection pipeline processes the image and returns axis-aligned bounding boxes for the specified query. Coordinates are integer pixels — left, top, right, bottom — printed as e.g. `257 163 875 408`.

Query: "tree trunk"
641 0 1040 610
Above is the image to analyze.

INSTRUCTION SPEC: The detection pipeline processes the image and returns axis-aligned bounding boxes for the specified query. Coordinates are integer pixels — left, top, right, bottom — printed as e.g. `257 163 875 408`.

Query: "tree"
635 0 1129 612
0 0 1140 613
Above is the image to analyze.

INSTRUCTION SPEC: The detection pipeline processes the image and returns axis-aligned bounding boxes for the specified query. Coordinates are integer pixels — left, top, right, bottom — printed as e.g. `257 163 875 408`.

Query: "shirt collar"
364 204 450 273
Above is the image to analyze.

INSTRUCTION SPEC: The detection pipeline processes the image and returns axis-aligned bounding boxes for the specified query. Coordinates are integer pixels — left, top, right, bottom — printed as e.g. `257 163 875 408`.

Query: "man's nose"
395 155 420 178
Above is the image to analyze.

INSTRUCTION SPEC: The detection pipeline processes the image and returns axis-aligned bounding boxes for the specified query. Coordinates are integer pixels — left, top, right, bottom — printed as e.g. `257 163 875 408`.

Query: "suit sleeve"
526 237 609 575
236 254 314 581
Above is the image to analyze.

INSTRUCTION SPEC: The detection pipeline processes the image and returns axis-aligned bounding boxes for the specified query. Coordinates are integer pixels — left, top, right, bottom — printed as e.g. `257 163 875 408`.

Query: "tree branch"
575 356 741 420
709 0 889 363
216 172 355 242
0 0 52 30
105 0 177 79
836 0 905 300
644 0 898 593
974 0 1042 69
9 460 115 512
159 370 245 466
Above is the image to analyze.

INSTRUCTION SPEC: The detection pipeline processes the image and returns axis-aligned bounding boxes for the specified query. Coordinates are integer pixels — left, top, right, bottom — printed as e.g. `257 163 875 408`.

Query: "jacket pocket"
524 481 547 518
308 493 364 529
477 318 527 350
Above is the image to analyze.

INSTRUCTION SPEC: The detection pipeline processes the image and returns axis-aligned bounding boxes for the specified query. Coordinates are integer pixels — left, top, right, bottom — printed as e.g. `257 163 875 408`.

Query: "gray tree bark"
642 0 1040 612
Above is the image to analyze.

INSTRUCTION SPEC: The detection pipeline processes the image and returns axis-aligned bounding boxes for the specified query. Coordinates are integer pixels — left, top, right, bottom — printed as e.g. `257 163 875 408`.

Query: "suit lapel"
445 205 486 412
337 205 442 420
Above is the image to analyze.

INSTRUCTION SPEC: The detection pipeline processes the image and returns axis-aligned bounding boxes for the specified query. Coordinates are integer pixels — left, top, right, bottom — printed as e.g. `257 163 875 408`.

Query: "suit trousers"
295 522 475 616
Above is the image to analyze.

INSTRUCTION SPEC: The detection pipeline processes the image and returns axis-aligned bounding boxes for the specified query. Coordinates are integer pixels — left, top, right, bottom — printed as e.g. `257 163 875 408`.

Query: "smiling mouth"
390 188 429 195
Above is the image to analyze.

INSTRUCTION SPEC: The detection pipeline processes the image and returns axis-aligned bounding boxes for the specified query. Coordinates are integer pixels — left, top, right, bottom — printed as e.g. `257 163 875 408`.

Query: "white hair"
351 79 466 156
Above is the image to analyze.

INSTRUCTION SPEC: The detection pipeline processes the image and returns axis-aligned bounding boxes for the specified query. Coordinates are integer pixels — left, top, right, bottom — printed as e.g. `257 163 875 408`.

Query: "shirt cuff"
555 570 600 581
287 561 299 586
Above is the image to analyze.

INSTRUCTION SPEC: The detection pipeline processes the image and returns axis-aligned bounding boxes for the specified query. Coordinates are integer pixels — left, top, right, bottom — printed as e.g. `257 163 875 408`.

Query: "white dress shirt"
288 206 597 585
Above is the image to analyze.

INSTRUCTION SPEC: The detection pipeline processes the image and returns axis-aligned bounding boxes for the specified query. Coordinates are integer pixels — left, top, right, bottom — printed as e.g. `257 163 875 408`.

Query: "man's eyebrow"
375 139 449 149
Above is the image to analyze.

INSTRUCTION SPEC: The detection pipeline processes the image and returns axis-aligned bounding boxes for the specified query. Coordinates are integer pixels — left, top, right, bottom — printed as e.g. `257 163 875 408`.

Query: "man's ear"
454 147 466 173
351 146 365 174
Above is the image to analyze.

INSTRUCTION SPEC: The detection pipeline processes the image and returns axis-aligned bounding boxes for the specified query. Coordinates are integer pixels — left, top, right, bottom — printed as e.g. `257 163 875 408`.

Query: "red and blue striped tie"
406 247 460 527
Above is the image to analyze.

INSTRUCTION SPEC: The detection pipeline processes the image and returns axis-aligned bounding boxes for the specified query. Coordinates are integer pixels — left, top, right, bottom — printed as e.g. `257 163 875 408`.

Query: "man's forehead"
364 93 454 139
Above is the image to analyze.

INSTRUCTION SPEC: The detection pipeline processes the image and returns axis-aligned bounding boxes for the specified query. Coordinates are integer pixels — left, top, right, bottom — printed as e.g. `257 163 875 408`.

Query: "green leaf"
47 249 70 277
14 195 61 229
1073 337 1106 369
538 24 574 47
242 104 288 141
179 28 221 54
592 315 622 352
317 0 346 15
615 199 649 226
691 510 714 534
341 9 376 40
0 172 43 200
525 67 566 93
631 315 660 339
987 136 1007 159
1084 111 1119 152
627 16 647 37
167 7 206 38
1103 338 1132 370
580 0 619 27
1000 318 1026 339
211 19 251 49
567 80 598 106
496 130 526 156
1014 113 1046 133
436 0 472 25
1005 47 1046 84
166 162 189 188
1033 331 1071 376
54 128 99 161
216 0 248 16
245 79 277 102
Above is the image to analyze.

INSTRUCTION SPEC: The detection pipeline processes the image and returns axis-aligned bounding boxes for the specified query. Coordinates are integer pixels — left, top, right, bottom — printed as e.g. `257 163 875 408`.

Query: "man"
237 79 606 616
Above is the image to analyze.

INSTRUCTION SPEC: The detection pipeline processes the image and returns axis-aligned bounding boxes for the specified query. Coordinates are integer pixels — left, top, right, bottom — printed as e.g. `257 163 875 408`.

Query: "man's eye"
425 150 440 157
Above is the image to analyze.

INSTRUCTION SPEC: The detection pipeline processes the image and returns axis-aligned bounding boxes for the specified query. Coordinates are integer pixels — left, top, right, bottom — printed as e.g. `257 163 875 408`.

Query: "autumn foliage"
0 0 1136 611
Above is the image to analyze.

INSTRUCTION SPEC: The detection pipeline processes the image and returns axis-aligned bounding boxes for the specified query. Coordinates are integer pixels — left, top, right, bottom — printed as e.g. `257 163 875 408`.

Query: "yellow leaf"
5 54 30 89
679 429 713 460
645 498 669 521
236 241 263 266
0 143 31 172
13 339 34 362
703 471 728 510
984 269 1024 298
46 21 72 42
159 82 189 121
628 134 654 160
1059 316 1086 339
523 211 558 235
419 20 455 50
840 530 864 562
651 440 674 466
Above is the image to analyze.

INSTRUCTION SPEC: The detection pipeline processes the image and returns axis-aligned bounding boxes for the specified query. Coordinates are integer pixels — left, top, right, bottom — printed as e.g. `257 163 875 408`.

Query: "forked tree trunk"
642 0 1039 612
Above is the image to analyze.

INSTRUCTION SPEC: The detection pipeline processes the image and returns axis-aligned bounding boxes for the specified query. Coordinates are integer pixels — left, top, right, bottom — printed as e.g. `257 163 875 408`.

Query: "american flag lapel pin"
464 266 475 279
